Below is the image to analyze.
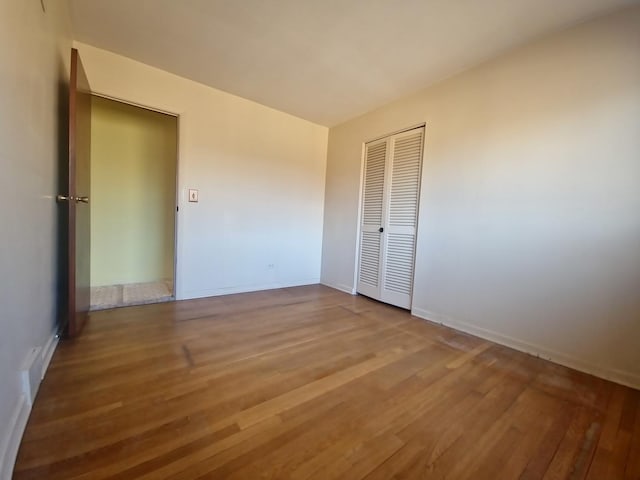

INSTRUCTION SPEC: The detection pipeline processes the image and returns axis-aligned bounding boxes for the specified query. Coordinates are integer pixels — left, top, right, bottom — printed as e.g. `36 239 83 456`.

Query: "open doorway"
89 96 178 310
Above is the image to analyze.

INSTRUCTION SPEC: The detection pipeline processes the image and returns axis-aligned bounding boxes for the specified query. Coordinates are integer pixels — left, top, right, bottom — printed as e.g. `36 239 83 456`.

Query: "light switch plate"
188 189 199 202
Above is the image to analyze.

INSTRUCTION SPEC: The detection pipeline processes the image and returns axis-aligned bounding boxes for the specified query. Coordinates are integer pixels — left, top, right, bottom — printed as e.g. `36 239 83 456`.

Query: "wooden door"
357 127 424 309
58 48 92 337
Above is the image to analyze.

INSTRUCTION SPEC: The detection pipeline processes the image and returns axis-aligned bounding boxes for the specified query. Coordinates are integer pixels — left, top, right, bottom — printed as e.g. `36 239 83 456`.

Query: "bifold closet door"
357 127 424 309
357 139 388 300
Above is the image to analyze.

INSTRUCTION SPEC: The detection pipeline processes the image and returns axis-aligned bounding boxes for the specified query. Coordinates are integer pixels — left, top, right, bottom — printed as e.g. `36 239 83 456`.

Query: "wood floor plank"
12 284 640 479
625 391 640 479
171 386 363 479
518 406 574 480
542 406 602 480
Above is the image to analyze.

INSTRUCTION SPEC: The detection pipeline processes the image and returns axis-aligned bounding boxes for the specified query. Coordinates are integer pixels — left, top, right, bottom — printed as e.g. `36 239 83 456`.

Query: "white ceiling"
68 0 638 126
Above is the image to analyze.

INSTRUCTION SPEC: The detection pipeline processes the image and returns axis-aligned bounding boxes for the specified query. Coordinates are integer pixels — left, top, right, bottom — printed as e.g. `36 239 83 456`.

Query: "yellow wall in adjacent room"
90 96 177 287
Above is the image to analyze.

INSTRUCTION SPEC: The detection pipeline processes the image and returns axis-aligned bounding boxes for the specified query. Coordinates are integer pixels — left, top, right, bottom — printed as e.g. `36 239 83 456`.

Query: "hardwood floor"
13 285 640 479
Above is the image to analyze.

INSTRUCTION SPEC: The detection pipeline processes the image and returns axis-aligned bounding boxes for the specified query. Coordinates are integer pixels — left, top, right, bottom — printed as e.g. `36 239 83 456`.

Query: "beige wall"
90 96 177 287
75 42 328 299
0 1 72 476
321 6 640 388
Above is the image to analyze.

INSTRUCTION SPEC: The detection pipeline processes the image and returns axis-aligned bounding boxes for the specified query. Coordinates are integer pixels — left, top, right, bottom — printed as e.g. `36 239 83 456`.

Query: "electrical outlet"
268 264 275 269
188 189 198 202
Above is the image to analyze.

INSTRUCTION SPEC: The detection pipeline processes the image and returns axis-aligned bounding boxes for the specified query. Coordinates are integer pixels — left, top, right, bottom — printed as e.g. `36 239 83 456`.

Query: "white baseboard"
0 329 59 480
20 348 42 407
0 394 30 480
41 331 59 380
177 278 322 301
411 307 640 391
320 281 356 295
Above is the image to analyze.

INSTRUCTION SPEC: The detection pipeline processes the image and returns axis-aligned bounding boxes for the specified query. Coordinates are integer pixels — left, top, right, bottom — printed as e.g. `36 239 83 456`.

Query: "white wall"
0 1 72 478
321 6 640 388
75 43 328 300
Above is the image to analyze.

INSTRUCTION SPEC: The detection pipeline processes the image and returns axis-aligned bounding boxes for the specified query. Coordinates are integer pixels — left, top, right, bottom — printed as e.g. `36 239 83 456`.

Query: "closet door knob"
378 227 384 233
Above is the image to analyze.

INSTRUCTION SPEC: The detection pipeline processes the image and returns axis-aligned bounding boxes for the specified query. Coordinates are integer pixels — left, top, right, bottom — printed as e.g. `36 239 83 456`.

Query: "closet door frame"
354 123 426 309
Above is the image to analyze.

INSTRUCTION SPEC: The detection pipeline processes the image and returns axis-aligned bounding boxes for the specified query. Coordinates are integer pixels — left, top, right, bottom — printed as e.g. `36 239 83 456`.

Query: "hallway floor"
90 280 173 310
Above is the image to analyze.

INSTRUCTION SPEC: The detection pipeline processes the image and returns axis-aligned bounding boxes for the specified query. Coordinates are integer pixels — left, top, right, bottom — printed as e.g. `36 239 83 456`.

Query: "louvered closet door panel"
381 128 423 309
362 141 386 226
357 140 387 298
